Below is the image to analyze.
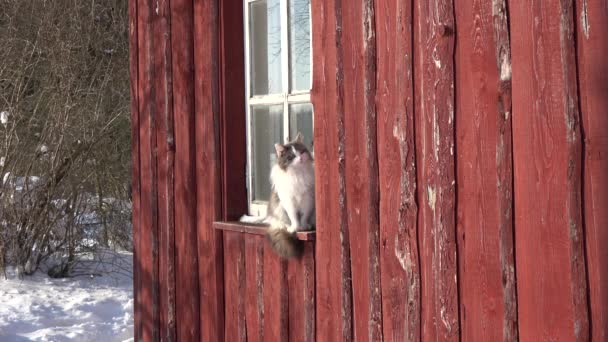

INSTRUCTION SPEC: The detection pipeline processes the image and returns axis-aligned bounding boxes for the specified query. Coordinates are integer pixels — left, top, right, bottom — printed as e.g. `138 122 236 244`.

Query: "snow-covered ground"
0 251 134 342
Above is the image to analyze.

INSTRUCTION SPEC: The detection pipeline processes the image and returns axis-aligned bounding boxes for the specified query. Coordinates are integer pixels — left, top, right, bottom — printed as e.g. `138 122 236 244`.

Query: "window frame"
243 0 313 217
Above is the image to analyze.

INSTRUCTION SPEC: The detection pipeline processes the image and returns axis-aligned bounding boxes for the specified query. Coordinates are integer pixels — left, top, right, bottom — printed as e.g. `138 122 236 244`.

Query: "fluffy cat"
266 133 315 258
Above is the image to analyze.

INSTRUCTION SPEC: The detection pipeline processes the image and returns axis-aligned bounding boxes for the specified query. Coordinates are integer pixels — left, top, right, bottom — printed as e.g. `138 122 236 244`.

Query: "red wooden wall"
130 0 608 340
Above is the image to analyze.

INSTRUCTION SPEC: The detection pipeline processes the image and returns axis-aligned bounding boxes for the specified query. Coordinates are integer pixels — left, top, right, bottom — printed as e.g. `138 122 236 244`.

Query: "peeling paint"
395 238 409 272
581 0 590 39
433 117 440 161
500 53 512 81
432 46 442 69
434 57 442 69
427 186 436 211
440 306 452 332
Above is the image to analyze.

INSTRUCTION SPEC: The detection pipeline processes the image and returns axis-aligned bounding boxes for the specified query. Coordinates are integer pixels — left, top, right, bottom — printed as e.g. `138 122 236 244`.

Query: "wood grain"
154 0 176 340
263 249 288 341
511 0 589 340
454 0 518 340
219 0 247 221
341 0 383 340
245 236 265 342
310 0 353 340
137 0 160 339
170 0 201 340
374 0 421 339
193 0 225 340
575 0 608 339
127 0 140 339
224 232 247 342
413 0 460 340
288 242 316 342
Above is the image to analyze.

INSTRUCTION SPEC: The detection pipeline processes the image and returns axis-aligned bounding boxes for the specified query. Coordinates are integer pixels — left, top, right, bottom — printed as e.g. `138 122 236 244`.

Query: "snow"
1 111 9 126
0 251 134 342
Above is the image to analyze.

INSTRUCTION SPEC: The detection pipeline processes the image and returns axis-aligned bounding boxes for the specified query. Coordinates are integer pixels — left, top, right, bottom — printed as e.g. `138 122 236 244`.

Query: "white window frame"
244 0 313 217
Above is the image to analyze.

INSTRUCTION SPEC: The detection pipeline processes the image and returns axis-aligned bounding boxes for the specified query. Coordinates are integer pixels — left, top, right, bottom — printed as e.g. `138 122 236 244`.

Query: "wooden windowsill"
213 221 316 241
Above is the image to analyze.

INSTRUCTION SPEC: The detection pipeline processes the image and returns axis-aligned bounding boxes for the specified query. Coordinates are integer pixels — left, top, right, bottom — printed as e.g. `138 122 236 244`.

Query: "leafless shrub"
0 0 131 277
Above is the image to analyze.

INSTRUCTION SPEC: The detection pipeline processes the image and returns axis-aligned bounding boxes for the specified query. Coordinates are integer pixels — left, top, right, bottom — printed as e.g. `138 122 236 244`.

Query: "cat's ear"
274 143 285 156
294 132 304 144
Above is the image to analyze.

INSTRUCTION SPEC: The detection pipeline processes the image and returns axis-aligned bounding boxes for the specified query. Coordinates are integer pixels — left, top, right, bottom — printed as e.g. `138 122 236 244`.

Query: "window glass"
289 0 311 92
250 0 282 95
289 103 313 150
252 104 284 201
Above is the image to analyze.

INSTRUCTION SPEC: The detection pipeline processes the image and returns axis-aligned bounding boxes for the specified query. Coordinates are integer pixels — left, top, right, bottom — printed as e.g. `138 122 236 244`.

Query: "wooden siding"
130 0 608 340
576 0 608 340
454 0 517 340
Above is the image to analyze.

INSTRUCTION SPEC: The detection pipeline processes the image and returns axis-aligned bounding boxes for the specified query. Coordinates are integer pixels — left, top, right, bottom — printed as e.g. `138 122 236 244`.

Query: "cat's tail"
266 226 303 259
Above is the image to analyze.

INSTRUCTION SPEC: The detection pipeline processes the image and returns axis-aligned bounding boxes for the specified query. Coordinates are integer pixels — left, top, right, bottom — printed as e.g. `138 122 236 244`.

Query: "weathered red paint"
127 0 140 340
219 0 247 221
454 0 517 340
129 0 608 340
288 243 316 342
245 236 265 342
137 0 160 340
263 248 288 341
311 0 353 340
511 0 589 340
341 0 383 340
170 0 201 340
154 0 176 340
375 0 421 339
193 0 225 340
413 0 460 340
223 232 247 342
576 1 608 340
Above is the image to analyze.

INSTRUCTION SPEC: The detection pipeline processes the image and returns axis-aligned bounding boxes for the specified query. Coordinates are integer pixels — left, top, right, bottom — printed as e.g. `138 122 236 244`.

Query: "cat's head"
274 133 312 170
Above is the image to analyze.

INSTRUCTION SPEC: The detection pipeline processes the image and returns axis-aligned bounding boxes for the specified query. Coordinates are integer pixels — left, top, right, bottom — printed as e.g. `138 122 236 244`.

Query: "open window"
244 0 313 217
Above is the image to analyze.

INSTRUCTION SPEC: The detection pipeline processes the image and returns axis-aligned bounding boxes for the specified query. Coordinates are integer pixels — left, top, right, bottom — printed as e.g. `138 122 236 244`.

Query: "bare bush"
0 0 131 277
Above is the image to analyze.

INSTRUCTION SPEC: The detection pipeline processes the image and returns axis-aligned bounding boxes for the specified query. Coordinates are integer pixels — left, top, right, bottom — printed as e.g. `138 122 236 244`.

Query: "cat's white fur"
270 146 315 233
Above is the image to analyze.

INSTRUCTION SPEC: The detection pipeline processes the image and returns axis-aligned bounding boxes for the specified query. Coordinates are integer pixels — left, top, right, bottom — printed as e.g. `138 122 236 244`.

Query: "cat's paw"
287 224 300 233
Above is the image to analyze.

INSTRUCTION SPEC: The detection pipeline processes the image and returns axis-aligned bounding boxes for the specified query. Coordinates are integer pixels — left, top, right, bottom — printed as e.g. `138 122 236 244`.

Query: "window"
244 0 312 216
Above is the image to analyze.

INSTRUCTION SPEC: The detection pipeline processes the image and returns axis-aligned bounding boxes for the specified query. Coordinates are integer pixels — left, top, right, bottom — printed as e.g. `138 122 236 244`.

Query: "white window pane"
289 103 313 151
250 0 282 95
252 104 284 201
289 0 311 92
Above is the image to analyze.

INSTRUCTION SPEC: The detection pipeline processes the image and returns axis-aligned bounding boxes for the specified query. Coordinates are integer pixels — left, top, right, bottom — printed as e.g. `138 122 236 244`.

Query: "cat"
266 133 315 258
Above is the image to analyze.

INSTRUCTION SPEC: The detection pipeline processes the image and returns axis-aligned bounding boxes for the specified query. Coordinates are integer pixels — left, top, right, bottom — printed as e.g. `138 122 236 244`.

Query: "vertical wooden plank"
128 0 141 340
155 0 177 340
575 1 608 340
193 0 225 340
245 236 265 342
137 0 160 340
374 0 421 340
341 0 383 340
454 0 518 341
310 0 353 340
263 249 288 342
170 0 200 340
224 232 247 342
219 0 247 221
413 0 460 340
511 0 589 340
288 243 316 342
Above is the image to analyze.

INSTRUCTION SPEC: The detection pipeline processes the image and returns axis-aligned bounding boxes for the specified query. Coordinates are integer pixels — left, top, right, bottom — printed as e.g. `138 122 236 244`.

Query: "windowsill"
213 221 316 241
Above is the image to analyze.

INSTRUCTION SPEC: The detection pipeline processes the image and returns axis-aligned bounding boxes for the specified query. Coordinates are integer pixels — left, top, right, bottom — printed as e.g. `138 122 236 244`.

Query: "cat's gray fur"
266 133 315 258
